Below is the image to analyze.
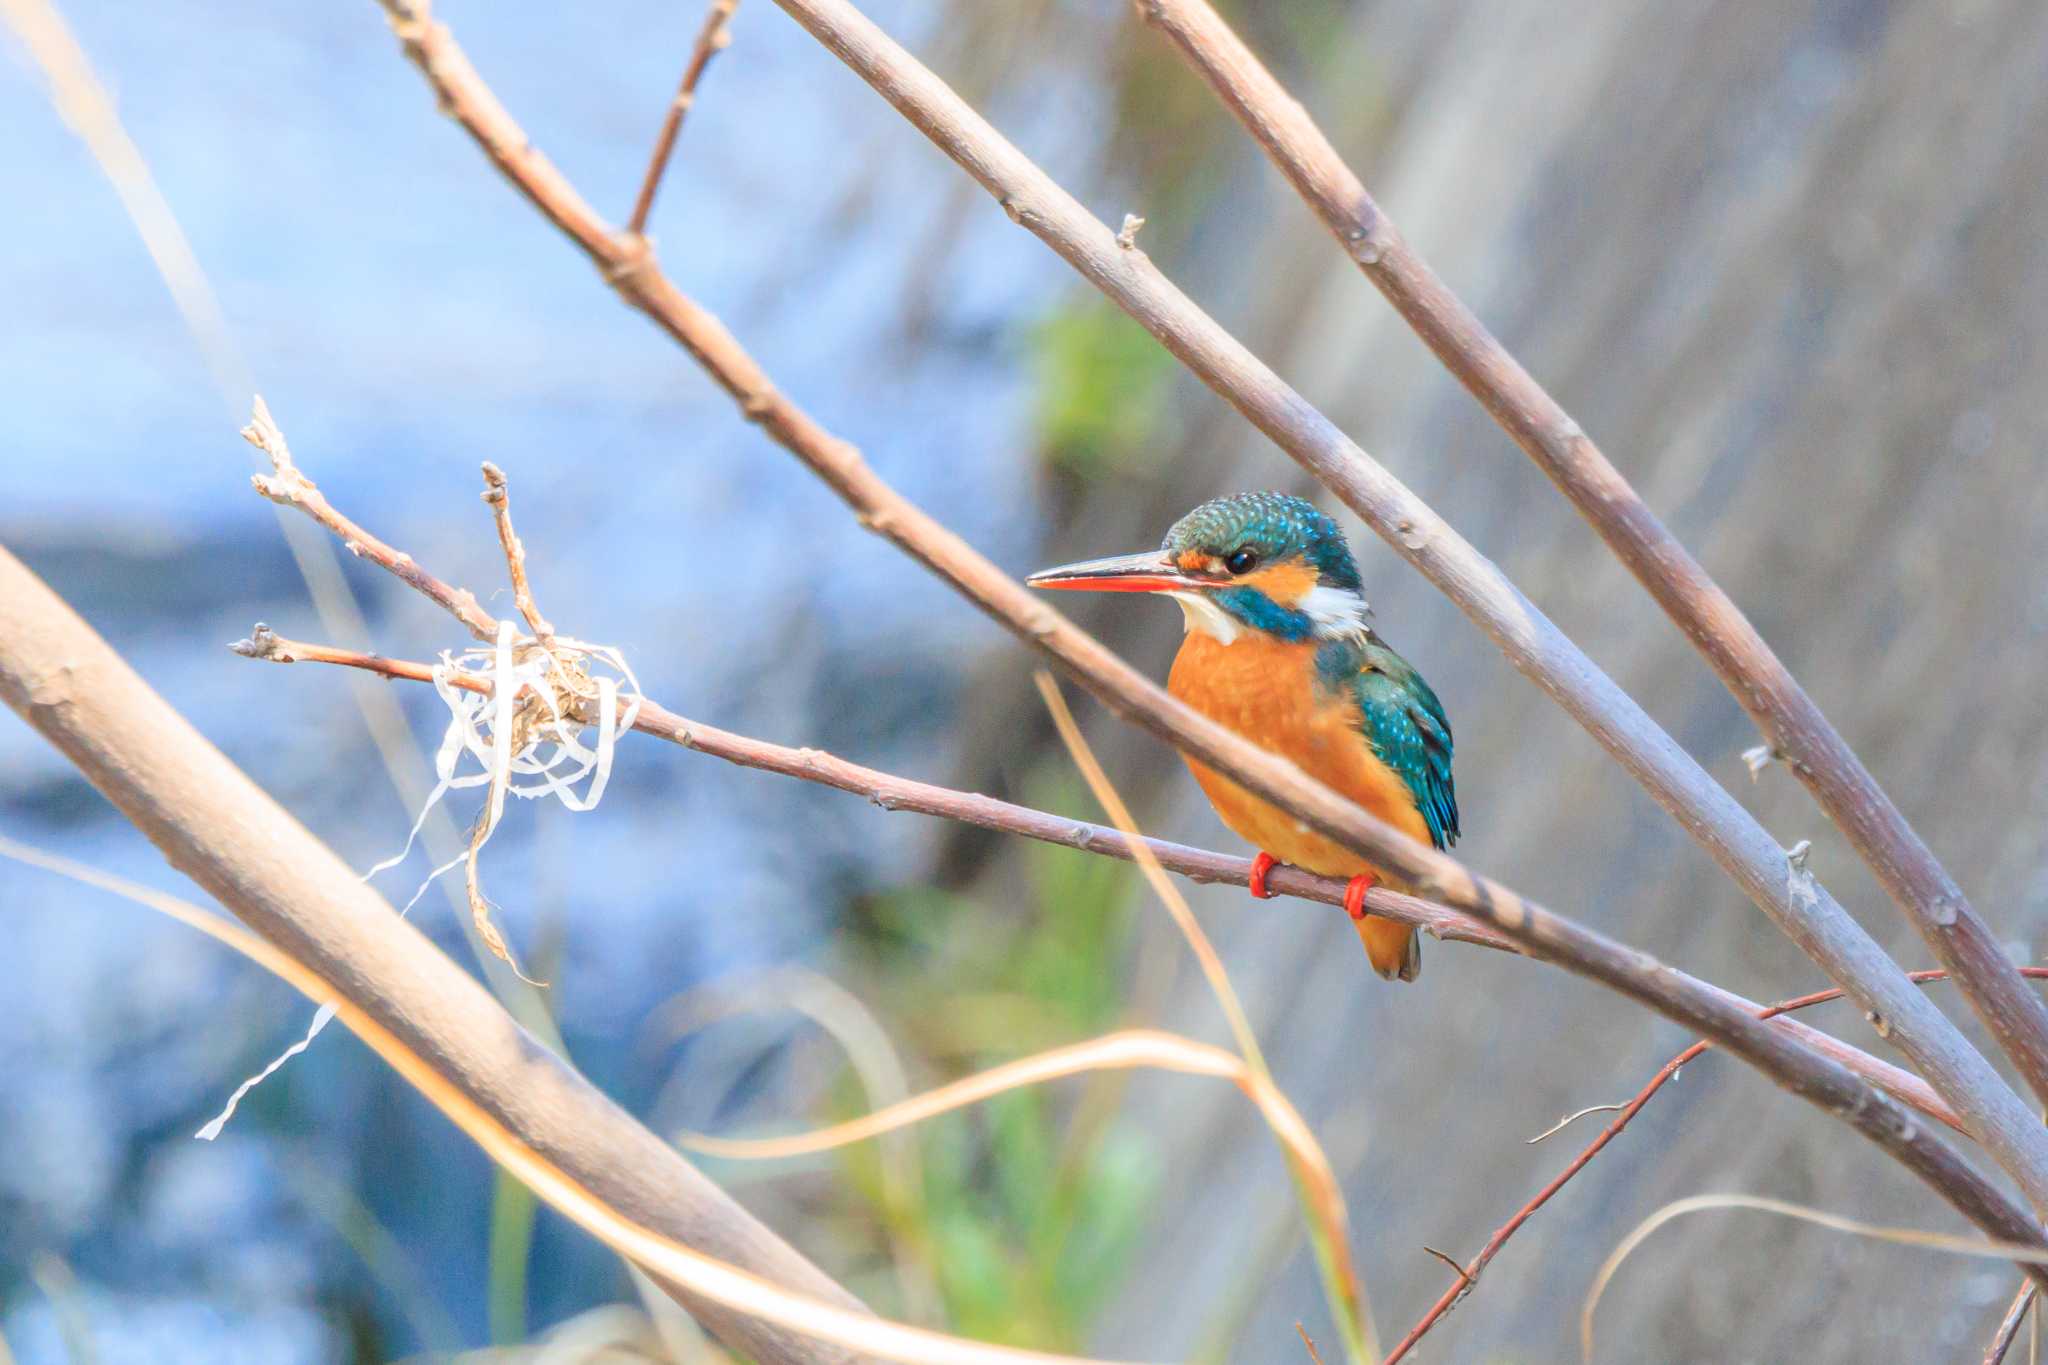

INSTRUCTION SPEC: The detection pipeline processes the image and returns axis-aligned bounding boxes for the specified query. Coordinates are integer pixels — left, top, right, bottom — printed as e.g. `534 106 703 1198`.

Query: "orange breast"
1168 628 1429 879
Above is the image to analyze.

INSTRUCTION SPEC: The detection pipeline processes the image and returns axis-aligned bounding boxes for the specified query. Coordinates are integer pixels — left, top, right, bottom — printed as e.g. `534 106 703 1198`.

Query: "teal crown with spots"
1163 492 1363 591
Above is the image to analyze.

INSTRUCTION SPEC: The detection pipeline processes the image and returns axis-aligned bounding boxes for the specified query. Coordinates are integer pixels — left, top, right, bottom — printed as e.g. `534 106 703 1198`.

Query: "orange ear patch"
1241 559 1319 605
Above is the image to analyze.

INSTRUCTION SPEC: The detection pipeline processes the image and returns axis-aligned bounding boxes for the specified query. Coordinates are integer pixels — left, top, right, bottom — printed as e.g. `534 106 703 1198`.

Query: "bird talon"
1344 872 1378 921
1249 851 1281 899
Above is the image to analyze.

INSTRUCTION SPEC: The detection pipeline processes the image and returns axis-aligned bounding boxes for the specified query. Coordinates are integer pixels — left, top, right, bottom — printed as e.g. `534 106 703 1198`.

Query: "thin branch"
628 0 739 236
241 397 494 640
1131 0 2048 1164
480 461 554 643
1418 1248 1470 1291
753 0 2048 1215
1385 969 2048 1363
229 627 1955 1135
1526 1105 1625 1146
1989 1284 2037 1365
365 0 2048 1256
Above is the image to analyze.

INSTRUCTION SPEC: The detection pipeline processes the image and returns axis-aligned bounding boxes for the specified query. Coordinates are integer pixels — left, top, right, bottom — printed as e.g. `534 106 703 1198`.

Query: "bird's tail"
1358 914 1421 982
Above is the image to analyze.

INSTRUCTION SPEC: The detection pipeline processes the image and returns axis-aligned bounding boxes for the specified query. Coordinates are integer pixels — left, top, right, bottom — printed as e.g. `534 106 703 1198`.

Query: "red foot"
1248 851 1281 899
1343 872 1379 921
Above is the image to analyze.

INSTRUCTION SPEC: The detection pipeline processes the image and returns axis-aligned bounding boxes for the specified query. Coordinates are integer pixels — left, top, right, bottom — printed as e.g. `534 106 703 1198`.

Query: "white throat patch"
1167 591 1242 644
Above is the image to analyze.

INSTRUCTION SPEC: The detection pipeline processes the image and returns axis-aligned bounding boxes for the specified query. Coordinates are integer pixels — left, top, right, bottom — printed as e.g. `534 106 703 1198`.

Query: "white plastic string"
198 622 642 1139
196 849 469 1140
195 1002 337 1140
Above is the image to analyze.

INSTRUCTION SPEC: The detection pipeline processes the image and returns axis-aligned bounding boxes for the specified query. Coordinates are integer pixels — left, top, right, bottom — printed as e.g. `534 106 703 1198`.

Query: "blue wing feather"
1323 634 1459 850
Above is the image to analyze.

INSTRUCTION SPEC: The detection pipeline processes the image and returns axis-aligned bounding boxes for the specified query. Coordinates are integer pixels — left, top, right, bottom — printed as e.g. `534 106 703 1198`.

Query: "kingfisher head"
1028 492 1369 645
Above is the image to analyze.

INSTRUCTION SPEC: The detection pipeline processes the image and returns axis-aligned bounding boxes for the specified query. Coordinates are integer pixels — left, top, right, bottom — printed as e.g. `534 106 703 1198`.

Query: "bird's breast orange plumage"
1167 628 1433 864
1168 629 1432 978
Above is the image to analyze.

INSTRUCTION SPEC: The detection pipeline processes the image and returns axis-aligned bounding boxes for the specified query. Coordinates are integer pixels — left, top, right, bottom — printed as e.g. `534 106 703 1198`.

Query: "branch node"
1116 212 1146 249
1742 744 1781 781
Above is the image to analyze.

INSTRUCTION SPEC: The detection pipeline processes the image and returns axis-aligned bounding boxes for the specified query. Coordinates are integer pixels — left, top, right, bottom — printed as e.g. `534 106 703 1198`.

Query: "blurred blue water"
0 1 1096 1355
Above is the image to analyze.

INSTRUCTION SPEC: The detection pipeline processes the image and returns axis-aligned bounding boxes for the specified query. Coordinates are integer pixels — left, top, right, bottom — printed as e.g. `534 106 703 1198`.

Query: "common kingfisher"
1029 492 1458 981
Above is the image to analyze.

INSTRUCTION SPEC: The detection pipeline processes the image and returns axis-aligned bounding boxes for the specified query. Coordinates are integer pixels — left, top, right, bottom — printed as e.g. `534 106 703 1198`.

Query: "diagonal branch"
363 0 2048 1248
752 0 2048 1214
1130 0 2048 1154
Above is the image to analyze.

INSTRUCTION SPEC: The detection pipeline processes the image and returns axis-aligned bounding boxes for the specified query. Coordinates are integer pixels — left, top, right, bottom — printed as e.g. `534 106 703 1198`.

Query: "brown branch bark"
232 624 1953 1135
361 0 2048 1248
751 0 2048 1213
1131 0 2048 1157
0 547 873 1365
241 397 495 640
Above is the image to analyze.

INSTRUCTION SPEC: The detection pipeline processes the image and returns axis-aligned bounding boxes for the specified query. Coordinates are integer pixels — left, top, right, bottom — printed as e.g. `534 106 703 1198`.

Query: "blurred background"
4 0 2047 1359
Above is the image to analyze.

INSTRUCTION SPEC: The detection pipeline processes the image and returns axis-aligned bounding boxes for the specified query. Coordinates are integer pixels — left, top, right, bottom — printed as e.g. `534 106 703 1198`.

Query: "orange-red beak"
1027 550 1207 594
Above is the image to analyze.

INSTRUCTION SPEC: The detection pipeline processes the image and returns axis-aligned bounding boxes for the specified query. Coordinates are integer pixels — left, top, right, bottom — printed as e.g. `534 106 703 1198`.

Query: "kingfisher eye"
1225 547 1259 575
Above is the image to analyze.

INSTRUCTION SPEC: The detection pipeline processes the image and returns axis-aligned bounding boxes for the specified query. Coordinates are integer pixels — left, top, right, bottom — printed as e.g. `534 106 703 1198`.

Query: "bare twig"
242 398 494 640
1297 1324 1326 1365
755 0 2048 1214
1989 1283 2038 1365
367 0 2048 1247
481 462 554 642
628 0 739 236
1526 1105 1626 1146
1385 969 2048 1363
1128 0 2048 1117
1419 1248 1471 1291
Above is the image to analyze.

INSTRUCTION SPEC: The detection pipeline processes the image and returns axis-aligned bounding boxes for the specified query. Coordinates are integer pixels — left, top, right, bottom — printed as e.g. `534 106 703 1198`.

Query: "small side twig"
627 0 738 236
480 461 554 643
1526 1104 1626 1145
1296 1324 1325 1365
1419 1247 1471 1290
242 396 495 640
